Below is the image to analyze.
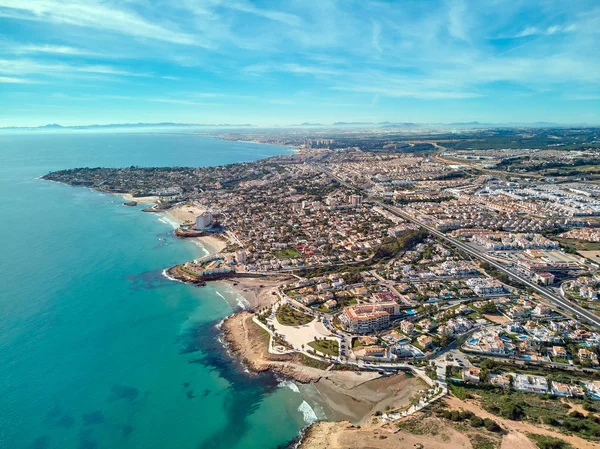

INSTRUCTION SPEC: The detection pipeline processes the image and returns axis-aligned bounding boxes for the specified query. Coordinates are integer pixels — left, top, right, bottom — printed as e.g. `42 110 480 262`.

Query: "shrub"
483 418 502 432
470 416 484 428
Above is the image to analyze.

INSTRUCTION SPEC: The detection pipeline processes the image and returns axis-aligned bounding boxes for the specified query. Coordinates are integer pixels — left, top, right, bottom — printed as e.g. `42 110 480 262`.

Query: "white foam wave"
158 215 179 229
298 401 319 424
215 291 230 306
235 295 248 310
161 268 183 283
191 240 210 256
215 288 249 311
279 380 300 393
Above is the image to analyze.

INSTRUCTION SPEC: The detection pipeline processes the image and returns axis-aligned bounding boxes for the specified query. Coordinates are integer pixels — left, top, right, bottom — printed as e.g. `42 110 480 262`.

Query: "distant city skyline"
1 0 599 127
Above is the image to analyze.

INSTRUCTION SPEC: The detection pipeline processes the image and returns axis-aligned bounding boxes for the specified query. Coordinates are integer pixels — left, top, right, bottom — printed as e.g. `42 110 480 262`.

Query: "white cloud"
0 75 39 83
0 59 151 78
514 24 577 38
10 44 94 56
0 0 201 46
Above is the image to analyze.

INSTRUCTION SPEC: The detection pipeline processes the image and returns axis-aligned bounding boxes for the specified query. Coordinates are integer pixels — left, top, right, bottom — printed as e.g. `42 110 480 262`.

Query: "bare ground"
299 416 473 449
444 395 600 449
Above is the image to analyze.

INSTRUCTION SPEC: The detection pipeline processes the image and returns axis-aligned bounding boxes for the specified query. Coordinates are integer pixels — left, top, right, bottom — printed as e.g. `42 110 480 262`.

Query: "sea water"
0 131 318 449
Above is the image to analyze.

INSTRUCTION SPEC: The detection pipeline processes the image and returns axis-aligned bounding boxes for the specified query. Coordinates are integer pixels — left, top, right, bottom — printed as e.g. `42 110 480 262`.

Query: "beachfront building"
339 305 390 333
195 211 213 230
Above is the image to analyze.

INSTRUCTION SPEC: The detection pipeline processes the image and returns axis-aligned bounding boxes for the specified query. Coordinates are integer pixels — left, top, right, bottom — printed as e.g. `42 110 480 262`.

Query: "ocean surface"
0 132 322 449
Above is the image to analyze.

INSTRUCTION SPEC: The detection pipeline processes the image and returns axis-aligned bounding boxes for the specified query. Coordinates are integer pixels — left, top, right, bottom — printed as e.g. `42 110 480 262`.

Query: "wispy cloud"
9 44 95 56
0 0 598 126
0 59 151 78
513 24 577 38
0 75 39 83
0 0 201 45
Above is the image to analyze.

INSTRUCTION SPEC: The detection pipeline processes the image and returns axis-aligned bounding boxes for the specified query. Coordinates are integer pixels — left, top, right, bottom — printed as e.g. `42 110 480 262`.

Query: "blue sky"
1 0 599 127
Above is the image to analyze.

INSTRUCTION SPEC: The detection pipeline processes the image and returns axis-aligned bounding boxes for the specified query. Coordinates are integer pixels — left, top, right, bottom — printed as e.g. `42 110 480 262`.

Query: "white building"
513 374 548 394
195 211 213 230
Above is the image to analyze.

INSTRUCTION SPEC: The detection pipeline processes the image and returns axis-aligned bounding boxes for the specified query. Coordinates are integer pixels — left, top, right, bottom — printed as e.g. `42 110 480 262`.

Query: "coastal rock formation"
174 227 205 238
221 312 321 383
123 200 138 206
166 264 239 284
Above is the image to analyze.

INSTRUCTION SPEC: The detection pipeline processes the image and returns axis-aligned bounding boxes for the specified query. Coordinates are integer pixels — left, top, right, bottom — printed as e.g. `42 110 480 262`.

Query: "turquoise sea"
0 132 319 449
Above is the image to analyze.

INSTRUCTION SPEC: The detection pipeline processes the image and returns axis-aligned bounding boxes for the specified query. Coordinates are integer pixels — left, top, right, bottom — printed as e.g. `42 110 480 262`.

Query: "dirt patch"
300 416 473 449
483 313 510 324
501 431 537 449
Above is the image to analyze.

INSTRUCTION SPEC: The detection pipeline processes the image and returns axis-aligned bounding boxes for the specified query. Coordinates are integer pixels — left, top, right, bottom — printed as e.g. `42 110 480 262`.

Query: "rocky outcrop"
174 227 205 237
123 200 138 206
220 312 322 384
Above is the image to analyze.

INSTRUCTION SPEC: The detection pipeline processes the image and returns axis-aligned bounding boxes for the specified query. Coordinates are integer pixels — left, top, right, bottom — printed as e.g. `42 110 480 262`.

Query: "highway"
313 163 600 330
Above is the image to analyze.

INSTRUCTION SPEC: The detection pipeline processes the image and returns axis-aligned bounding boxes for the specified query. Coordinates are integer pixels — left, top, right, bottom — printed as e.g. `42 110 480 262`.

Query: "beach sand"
164 202 206 225
218 276 292 310
313 373 426 425
192 234 228 255
162 203 230 255
120 193 161 205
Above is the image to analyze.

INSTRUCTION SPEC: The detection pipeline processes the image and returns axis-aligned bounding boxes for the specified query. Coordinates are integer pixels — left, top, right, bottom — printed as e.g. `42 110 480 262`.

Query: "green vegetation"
274 247 300 258
527 434 573 449
308 339 339 356
555 237 600 252
437 409 502 433
480 262 527 289
276 304 314 326
454 384 600 441
469 434 497 449
373 229 429 262
447 365 464 380
477 301 499 314
297 353 330 370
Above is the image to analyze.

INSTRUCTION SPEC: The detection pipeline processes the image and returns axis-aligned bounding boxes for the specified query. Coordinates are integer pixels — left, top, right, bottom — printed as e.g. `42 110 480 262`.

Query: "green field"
308 339 339 356
276 304 314 326
275 248 300 258
555 237 600 252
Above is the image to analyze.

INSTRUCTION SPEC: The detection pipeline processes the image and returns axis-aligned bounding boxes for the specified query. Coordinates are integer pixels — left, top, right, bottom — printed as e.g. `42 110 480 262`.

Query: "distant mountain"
379 122 421 128
332 121 375 126
0 122 253 130
448 121 481 126
293 122 324 127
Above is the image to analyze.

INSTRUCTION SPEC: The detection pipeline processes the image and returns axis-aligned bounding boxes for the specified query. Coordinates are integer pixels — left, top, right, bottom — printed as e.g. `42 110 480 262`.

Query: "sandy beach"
164 202 206 225
120 193 161 205
162 202 230 255
313 373 426 424
191 234 228 255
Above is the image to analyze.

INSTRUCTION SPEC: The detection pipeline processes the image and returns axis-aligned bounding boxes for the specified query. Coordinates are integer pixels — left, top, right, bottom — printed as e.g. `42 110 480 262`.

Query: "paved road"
313 163 600 330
